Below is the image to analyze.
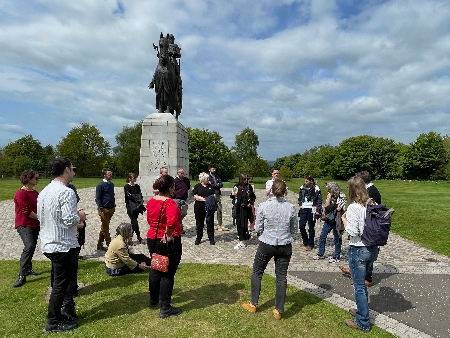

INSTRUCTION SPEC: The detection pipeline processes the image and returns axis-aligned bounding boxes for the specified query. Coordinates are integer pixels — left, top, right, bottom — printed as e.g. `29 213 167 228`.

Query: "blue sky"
1 0 450 160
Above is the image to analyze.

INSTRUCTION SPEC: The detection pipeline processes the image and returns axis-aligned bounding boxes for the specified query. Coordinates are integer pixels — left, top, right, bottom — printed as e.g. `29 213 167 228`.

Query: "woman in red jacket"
146 175 182 318
13 169 41 287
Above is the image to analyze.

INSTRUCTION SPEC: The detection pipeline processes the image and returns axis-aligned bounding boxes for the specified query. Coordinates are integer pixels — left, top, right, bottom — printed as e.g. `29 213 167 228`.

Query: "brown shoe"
242 302 256 313
218 226 230 231
97 245 107 252
273 309 281 320
305 246 313 251
345 319 366 332
339 265 351 275
349 308 356 317
365 280 373 287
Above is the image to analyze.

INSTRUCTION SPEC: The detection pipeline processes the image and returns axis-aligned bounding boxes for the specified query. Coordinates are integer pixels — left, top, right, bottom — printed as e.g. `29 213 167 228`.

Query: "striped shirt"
38 180 80 253
255 197 297 246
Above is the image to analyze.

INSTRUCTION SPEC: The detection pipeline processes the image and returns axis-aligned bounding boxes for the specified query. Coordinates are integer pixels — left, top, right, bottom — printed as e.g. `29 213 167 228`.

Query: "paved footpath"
1 187 449 337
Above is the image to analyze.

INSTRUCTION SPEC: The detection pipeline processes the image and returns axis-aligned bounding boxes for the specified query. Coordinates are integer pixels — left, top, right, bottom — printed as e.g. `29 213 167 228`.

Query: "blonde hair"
199 172 209 183
347 176 370 205
272 179 287 198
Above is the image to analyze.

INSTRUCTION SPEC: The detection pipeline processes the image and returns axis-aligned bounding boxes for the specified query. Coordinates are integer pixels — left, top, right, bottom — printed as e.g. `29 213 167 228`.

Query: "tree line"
0 122 448 181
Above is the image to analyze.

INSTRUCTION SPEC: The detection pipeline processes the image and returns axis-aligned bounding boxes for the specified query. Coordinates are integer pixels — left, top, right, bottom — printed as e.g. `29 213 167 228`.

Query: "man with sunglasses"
38 158 87 333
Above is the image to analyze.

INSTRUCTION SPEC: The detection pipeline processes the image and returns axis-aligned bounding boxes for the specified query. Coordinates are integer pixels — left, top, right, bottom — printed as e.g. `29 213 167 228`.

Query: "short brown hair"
356 171 371 184
20 169 38 185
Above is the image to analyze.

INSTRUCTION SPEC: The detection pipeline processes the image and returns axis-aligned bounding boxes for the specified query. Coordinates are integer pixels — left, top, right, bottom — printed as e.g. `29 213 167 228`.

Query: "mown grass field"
0 261 396 338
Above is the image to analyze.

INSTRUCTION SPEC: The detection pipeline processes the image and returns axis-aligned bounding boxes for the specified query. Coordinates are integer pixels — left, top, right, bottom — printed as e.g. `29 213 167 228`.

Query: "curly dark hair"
20 169 38 185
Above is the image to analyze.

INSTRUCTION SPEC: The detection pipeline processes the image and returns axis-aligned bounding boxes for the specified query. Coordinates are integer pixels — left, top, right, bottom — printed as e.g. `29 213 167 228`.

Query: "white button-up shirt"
38 180 80 253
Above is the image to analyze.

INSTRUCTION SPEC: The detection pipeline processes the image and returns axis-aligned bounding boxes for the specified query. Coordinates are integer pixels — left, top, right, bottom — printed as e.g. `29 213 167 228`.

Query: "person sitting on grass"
104 223 151 276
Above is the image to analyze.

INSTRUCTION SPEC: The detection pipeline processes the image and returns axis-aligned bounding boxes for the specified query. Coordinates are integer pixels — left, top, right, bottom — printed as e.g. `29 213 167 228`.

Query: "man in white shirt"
265 168 288 197
38 158 87 333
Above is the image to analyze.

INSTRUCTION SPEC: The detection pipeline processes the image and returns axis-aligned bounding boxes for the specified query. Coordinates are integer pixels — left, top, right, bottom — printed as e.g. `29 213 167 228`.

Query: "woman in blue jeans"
242 179 297 320
342 176 378 332
313 182 347 262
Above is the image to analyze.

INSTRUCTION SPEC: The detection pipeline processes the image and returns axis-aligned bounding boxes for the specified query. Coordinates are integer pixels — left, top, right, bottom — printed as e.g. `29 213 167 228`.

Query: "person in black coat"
231 173 256 249
124 173 146 245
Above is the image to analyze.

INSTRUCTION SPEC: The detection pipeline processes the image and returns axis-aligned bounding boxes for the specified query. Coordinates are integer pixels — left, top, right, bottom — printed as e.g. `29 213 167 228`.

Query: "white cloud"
0 0 450 160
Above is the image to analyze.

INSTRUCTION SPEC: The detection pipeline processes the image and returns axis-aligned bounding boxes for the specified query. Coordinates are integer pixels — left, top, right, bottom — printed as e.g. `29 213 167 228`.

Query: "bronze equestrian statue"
149 33 183 119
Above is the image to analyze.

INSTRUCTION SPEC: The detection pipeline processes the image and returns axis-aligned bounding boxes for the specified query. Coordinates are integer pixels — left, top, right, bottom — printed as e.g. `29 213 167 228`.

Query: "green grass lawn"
0 261 395 338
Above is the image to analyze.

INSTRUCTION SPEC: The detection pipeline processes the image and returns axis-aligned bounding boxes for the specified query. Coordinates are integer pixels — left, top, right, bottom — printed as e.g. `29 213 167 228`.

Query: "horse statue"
149 33 182 119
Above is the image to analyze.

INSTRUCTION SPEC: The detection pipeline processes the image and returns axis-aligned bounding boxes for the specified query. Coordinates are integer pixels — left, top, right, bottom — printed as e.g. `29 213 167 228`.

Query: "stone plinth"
138 113 189 198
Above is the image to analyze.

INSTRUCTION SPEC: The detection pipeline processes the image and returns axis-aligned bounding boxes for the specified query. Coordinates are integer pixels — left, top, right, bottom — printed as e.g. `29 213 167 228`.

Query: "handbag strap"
152 199 168 253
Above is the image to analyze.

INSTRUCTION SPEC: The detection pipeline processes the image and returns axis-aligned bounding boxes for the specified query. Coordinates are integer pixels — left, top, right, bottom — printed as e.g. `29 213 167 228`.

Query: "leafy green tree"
232 127 259 161
403 132 445 180
293 145 336 179
186 128 236 181
57 123 111 177
0 135 47 176
331 135 400 180
237 156 270 179
279 166 293 180
231 127 268 178
113 121 142 176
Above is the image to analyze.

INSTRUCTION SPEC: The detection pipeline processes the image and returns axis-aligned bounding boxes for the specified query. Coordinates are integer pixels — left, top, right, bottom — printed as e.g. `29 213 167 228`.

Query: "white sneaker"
313 254 325 260
234 242 246 250
329 257 340 263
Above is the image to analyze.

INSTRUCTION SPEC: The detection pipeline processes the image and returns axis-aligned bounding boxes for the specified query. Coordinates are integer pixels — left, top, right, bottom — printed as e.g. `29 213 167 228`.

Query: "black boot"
13 275 26 288
159 306 182 319
61 307 77 321
26 269 41 276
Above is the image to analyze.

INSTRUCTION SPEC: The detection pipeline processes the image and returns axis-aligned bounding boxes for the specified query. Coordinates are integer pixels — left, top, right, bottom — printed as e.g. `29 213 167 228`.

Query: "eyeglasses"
70 167 76 173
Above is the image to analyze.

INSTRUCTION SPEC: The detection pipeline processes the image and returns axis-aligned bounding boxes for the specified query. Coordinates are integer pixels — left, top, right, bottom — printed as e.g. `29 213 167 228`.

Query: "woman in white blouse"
242 179 297 320
341 176 378 332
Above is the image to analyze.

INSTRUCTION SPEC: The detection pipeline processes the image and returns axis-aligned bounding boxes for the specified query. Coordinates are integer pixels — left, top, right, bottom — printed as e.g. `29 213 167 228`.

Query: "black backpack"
361 201 395 246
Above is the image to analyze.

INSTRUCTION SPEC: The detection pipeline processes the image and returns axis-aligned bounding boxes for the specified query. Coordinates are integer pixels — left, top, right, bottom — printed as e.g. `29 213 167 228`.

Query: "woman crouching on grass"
104 223 151 276
341 176 378 332
242 179 297 320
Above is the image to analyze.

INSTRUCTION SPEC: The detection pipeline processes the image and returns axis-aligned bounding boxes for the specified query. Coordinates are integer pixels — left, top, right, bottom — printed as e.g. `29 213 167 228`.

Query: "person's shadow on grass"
174 282 244 310
82 291 149 321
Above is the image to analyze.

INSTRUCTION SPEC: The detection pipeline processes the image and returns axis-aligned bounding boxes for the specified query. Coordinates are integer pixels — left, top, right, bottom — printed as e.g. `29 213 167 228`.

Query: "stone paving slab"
1 187 449 337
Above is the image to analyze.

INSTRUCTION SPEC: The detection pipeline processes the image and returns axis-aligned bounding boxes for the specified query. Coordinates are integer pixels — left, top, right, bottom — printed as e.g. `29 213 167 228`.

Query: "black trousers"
194 203 214 243
236 206 250 241
44 248 78 325
147 237 182 309
127 208 141 238
17 226 40 275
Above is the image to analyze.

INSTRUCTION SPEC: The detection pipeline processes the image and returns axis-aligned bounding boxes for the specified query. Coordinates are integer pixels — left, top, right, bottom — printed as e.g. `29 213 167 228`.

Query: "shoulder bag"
150 200 169 272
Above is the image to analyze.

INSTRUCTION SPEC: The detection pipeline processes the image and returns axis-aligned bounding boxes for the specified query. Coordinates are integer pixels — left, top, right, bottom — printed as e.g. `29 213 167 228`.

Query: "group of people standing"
12 159 382 333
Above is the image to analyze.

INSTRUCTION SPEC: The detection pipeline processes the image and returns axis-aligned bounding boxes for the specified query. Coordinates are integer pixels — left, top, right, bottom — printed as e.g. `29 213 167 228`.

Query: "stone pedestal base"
138 113 189 198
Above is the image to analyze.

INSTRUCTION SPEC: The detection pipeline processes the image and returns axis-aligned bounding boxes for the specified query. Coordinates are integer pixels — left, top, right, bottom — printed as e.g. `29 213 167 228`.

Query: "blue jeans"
250 242 292 313
317 221 342 259
348 245 379 331
299 211 315 247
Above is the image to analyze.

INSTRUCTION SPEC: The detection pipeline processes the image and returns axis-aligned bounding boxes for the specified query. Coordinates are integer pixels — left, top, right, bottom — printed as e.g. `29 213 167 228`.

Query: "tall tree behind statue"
149 32 183 119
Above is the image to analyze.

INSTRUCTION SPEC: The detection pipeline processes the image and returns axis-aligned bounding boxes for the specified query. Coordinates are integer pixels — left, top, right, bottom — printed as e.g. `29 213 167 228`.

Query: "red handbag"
150 200 170 272
151 253 169 272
